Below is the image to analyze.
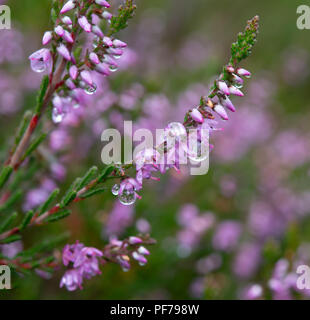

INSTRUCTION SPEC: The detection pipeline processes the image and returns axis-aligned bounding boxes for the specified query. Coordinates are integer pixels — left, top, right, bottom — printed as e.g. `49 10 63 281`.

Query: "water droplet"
32 61 46 73
52 107 65 124
233 82 243 89
244 74 251 79
84 83 97 95
118 189 136 206
113 54 122 60
167 122 187 139
111 184 120 196
73 103 80 109
109 65 118 72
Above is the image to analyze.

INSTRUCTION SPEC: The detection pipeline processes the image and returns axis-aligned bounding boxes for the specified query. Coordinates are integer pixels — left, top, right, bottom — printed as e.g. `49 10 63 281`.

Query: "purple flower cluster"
60 242 103 291
108 237 151 272
28 0 127 124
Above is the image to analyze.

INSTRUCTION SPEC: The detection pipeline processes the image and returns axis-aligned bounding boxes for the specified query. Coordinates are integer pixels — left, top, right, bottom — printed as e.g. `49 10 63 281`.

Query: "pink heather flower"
243 284 263 300
218 81 230 95
226 65 235 73
78 16 92 33
92 25 104 38
62 242 84 266
80 70 93 86
103 36 113 47
62 16 73 25
90 52 100 64
60 1 75 14
96 63 111 76
69 65 78 80
29 48 52 73
113 39 127 48
232 74 244 86
221 97 236 112
138 246 150 256
237 68 251 77
54 25 65 37
91 14 101 25
128 236 143 245
132 251 148 265
63 30 74 43
42 31 52 45
190 108 204 123
95 0 110 7
212 221 242 252
229 86 244 97
65 79 76 89
119 178 142 194
57 44 71 61
107 47 123 57
103 54 118 67
214 104 228 120
60 269 83 291
60 243 103 291
73 247 103 268
102 11 113 20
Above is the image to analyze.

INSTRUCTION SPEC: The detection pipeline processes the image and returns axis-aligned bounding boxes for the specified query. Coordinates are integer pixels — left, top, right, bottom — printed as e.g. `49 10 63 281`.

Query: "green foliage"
38 188 60 216
35 76 49 116
109 0 137 35
0 235 22 244
0 190 22 212
19 210 34 231
45 209 71 223
21 133 47 161
76 166 98 190
230 15 260 64
14 111 32 149
0 212 18 233
0 166 13 190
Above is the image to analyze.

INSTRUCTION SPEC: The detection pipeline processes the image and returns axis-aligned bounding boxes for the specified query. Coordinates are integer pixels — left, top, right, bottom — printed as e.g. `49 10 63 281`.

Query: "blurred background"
1 0 310 299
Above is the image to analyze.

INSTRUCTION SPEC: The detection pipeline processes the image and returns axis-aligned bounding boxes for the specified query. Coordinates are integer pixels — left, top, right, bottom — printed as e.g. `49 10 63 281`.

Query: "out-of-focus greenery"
1 0 310 299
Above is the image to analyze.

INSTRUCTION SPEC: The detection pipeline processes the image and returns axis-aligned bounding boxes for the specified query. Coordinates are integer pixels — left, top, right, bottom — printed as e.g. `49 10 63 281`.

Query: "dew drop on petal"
233 82 243 89
118 189 136 206
31 61 46 73
109 65 118 72
111 184 120 196
52 107 64 124
84 83 97 95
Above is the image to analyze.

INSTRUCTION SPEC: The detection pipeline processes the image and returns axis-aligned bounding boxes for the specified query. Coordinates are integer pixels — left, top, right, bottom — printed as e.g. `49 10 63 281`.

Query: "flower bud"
78 16 92 33
95 0 111 7
42 31 52 45
237 68 251 77
229 86 244 97
90 52 100 64
214 104 229 120
128 236 143 245
81 70 93 86
113 39 127 48
190 108 204 123
60 1 75 14
57 44 71 61
69 65 78 80
55 25 65 37
218 81 230 95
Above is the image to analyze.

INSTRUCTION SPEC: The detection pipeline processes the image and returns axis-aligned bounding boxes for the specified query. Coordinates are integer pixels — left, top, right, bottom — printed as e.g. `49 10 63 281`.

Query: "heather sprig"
108 16 260 206
60 235 155 291
0 7 260 289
